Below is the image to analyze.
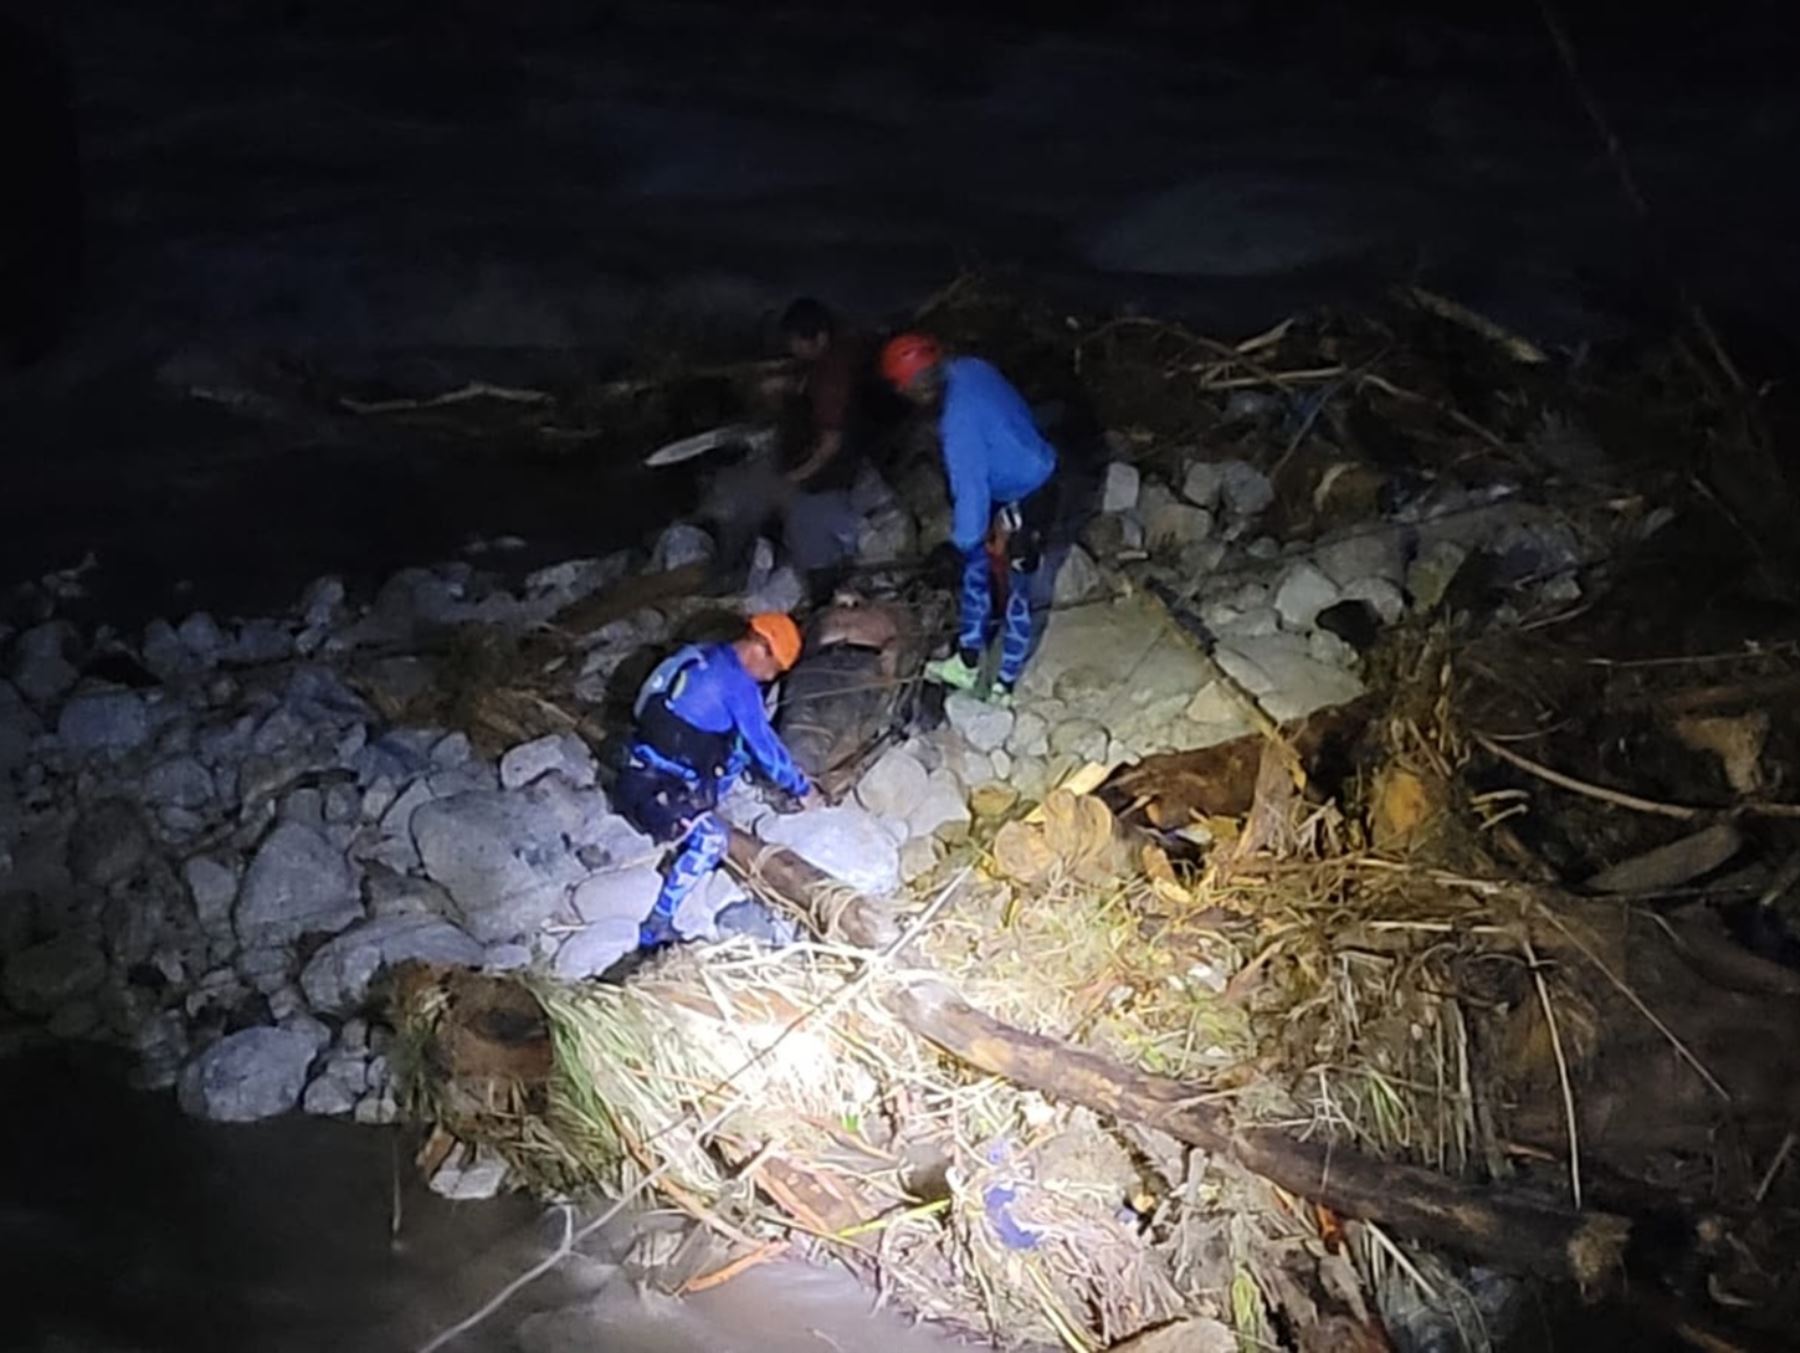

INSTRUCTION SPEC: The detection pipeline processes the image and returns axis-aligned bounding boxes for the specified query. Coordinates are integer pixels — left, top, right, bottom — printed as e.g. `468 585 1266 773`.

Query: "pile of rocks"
0 528 795 1141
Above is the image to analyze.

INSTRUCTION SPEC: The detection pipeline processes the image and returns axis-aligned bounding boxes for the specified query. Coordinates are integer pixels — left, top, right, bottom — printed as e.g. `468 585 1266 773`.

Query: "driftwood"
888 980 1631 1287
728 832 1661 1288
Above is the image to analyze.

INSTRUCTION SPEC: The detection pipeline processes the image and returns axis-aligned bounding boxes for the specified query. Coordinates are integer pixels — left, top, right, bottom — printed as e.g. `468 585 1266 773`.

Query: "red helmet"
879 332 944 391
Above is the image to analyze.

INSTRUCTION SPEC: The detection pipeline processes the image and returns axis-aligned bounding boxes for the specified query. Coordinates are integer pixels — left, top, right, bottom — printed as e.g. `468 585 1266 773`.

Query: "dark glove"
925 540 965 588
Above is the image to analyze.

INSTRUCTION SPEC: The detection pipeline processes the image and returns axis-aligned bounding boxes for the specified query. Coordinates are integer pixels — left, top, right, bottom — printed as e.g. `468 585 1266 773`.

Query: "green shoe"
988 684 1016 710
924 653 982 691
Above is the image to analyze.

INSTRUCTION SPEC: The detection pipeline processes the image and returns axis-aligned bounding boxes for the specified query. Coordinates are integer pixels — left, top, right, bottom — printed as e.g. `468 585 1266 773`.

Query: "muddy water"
0 1046 981 1353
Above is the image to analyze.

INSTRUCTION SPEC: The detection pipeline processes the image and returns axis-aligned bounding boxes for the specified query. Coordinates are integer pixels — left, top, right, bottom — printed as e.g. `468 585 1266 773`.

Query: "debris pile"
6 284 1800 1348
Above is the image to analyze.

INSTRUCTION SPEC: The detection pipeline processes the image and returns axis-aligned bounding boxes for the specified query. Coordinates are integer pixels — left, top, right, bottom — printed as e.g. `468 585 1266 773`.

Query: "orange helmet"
879 332 944 391
747 612 802 671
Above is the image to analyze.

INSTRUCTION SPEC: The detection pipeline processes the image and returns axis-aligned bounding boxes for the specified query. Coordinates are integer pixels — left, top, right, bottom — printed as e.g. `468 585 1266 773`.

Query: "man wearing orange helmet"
619 612 815 946
880 334 1057 706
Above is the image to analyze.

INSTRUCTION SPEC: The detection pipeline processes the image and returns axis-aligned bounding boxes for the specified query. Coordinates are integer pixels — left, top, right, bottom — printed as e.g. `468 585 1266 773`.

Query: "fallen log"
889 980 1631 1287
726 832 1653 1288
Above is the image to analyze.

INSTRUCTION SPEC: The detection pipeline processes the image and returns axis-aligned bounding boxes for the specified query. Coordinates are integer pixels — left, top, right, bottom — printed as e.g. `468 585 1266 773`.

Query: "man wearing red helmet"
880 334 1057 706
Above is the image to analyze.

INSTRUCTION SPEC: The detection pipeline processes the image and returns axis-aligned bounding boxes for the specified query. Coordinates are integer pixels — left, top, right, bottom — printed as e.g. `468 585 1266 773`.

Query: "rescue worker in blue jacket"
618 613 814 946
880 333 1057 706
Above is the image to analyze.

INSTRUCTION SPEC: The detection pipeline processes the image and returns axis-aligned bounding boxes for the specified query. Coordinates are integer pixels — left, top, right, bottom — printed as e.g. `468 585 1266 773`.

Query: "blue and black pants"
957 481 1053 689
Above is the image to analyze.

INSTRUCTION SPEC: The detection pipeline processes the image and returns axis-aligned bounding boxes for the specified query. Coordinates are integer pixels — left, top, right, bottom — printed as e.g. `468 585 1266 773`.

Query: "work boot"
924 652 981 692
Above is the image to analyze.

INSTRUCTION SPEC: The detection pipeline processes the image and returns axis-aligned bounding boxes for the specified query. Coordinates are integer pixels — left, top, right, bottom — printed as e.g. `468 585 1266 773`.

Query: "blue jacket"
941 357 1057 552
637 643 810 797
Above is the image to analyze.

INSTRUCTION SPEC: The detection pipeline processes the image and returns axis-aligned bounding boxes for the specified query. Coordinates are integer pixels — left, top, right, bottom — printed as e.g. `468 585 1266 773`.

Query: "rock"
1145 503 1213 554
760 805 902 894
142 756 214 810
553 919 639 979
1219 460 1274 517
743 563 807 614
10 621 79 703
674 870 748 939
302 1065 363 1117
68 799 151 888
1007 709 1050 757
353 1089 399 1126
56 689 151 755
989 747 1013 779
142 619 194 680
1212 635 1366 722
1051 545 1105 606
279 1011 334 1056
1314 527 1405 588
712 898 796 945
1272 561 1341 631
3 935 106 1015
299 915 485 1014
1180 460 1224 510
1049 719 1110 763
907 769 972 841
412 785 590 942
1079 511 1144 559
649 522 714 572
431 731 472 768
1308 628 1360 668
1010 754 1053 802
1101 462 1141 514
237 944 298 993
1215 604 1279 640
855 507 917 567
1406 539 1470 609
299 576 346 628
571 867 664 926
944 691 1014 753
483 943 532 971
224 617 294 665
178 1027 318 1122
1341 576 1407 625
236 821 362 945
855 746 931 821
970 782 1019 818
500 733 598 791
176 612 225 664
429 1145 510 1201
899 834 942 884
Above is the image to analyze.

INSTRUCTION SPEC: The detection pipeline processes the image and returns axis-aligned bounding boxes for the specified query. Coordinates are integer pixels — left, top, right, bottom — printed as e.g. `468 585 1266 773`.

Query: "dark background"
2 0 1797 616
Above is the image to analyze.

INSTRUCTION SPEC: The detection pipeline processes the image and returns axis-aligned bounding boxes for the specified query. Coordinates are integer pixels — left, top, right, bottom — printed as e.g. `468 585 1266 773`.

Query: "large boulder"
760 804 901 895
299 915 485 1014
411 784 590 942
178 1027 318 1122
236 821 362 945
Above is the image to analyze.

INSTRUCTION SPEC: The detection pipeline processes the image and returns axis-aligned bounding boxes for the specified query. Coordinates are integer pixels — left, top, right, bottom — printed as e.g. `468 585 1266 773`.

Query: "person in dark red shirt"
777 298 873 597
